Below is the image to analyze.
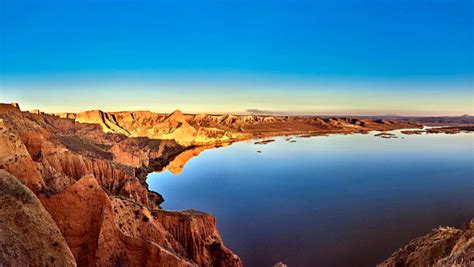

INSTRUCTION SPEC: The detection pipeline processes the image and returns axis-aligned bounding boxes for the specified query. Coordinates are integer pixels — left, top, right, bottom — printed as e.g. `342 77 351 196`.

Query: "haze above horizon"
1 0 473 116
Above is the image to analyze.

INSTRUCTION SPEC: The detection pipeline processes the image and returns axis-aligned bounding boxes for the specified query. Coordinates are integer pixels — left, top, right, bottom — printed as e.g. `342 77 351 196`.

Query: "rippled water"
147 131 474 267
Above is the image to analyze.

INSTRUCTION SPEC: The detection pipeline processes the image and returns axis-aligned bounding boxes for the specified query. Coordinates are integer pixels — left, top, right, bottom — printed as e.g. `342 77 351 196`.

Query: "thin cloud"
245 109 279 115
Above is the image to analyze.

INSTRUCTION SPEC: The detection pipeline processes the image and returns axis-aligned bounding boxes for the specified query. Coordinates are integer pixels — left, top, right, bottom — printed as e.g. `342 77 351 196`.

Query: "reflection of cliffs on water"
1 102 473 267
0 103 242 266
165 145 225 175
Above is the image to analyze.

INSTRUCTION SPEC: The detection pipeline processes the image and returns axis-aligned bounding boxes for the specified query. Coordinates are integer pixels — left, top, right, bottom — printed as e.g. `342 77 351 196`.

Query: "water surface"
147 131 474 266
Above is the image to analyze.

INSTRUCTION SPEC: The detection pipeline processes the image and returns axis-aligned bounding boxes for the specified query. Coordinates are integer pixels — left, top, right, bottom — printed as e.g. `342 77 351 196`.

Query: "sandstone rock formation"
0 170 76 266
0 121 45 191
40 174 200 266
0 102 456 267
56 109 421 146
379 220 474 266
0 103 241 266
57 109 243 146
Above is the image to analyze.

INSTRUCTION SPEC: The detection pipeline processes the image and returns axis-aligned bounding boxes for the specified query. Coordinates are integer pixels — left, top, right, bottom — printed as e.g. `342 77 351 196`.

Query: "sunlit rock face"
2 102 461 267
0 103 242 266
57 108 422 146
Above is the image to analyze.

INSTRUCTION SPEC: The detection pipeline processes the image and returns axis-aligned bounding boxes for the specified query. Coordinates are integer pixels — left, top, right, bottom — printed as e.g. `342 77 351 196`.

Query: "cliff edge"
379 220 473 266
0 103 241 266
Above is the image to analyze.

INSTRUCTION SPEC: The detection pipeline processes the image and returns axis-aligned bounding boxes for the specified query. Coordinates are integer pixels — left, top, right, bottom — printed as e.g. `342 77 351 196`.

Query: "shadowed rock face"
0 170 76 267
379 220 474 267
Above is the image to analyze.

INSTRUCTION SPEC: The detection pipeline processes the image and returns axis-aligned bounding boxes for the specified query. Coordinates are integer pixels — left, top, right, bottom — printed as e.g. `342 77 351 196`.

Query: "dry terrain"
0 102 472 266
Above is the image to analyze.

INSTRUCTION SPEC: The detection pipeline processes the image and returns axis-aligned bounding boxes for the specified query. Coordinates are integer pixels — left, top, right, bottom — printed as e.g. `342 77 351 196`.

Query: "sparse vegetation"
0 171 34 204
56 135 113 160
133 209 140 219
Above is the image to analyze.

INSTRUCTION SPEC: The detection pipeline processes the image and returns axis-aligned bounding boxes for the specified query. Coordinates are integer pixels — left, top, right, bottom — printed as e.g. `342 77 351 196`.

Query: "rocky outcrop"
425 126 474 134
402 126 474 135
41 150 152 204
0 121 45 191
74 110 130 135
108 137 184 168
0 103 22 113
438 220 474 266
254 139 275 145
379 220 474 266
40 174 109 266
155 209 241 267
1 102 458 267
57 109 236 146
40 174 199 266
39 174 240 266
56 109 421 146
0 170 76 266
392 115 474 126
0 103 242 266
374 132 398 139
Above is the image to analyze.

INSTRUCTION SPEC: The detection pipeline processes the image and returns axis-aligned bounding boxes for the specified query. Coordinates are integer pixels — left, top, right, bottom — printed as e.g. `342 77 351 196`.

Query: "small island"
374 132 398 139
254 139 275 145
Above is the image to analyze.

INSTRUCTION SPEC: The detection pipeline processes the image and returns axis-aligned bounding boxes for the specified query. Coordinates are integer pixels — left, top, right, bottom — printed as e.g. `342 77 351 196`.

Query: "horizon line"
3 102 471 118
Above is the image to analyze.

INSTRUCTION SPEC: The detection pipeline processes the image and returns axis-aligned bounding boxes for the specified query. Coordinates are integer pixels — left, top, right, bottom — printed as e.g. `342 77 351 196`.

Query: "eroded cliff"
0 102 434 266
379 220 474 266
56 108 421 146
0 103 241 266
0 170 76 266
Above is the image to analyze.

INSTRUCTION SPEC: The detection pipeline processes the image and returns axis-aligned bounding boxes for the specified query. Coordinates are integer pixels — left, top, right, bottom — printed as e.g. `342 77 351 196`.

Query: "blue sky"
1 0 473 115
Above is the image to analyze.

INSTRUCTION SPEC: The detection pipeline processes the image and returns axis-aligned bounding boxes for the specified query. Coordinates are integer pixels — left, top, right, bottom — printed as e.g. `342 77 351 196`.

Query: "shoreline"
1 102 473 266
146 126 474 208
145 128 474 266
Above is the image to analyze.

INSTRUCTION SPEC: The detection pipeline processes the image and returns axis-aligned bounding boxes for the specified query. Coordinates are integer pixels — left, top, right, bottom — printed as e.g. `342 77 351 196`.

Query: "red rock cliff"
0 104 242 266
0 103 426 266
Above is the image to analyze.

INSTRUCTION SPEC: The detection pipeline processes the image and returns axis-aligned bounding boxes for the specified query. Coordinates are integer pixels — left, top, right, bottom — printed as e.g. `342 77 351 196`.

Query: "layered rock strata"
0 103 241 266
0 102 450 266
56 109 421 146
379 220 473 266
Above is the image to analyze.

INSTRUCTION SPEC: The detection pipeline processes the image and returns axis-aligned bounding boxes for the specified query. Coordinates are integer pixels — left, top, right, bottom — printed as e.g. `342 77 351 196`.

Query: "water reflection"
148 131 474 267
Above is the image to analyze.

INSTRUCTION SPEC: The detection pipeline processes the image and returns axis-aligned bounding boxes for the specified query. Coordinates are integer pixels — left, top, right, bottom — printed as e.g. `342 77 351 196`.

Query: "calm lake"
147 130 474 267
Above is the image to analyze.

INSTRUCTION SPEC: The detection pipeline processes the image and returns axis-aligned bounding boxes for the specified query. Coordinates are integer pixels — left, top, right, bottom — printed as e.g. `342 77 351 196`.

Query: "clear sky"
1 0 473 115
